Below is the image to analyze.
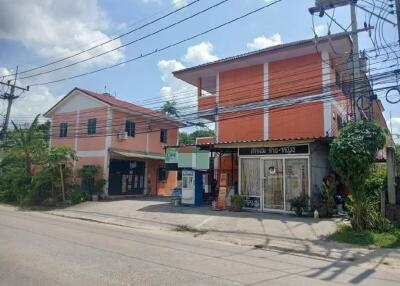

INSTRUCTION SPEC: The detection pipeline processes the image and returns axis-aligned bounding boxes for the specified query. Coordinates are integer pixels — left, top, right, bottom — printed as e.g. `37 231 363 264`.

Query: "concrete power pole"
0 67 29 139
396 0 400 45
309 0 364 121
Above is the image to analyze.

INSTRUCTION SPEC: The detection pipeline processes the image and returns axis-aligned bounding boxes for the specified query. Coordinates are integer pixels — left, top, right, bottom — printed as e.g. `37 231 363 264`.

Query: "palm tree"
10 114 45 175
160 101 179 117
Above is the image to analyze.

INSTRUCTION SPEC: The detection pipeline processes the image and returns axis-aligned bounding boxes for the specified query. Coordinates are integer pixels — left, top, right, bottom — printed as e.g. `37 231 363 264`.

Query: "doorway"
240 156 310 212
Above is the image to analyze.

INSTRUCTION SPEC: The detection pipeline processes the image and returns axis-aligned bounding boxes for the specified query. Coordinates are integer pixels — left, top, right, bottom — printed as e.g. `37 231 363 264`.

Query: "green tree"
46 146 77 202
0 115 48 205
179 129 215 145
329 120 386 230
160 101 179 117
9 114 47 175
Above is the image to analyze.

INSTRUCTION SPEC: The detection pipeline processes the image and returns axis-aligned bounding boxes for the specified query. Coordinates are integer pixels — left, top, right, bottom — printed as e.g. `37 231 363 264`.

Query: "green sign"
165 148 178 164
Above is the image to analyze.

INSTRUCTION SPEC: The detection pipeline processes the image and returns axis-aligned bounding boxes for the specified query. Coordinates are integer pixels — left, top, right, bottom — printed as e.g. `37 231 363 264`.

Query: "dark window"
59 122 68 138
160 129 167 143
125 120 135 137
158 167 167 181
87 118 96 134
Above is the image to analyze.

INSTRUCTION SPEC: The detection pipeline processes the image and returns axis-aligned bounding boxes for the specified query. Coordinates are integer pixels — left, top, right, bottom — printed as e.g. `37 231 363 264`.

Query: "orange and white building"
171 33 388 212
45 87 182 197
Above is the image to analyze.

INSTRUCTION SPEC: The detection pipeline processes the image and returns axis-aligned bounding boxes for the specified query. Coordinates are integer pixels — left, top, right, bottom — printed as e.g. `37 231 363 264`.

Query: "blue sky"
0 0 398 136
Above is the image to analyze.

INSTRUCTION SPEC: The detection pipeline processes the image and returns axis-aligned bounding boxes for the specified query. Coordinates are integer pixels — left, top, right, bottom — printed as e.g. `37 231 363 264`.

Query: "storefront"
239 144 311 212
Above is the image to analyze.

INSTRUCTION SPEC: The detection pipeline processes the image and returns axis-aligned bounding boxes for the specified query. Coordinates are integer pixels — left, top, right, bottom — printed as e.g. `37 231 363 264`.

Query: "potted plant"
92 179 106 201
289 193 309 217
230 194 244 212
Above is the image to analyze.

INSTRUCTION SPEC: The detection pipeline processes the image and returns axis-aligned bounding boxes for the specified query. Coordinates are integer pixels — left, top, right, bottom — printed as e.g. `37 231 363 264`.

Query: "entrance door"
263 159 284 210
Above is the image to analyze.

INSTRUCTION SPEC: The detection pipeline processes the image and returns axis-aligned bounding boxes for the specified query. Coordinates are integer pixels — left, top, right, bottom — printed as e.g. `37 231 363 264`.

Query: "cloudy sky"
0 0 398 138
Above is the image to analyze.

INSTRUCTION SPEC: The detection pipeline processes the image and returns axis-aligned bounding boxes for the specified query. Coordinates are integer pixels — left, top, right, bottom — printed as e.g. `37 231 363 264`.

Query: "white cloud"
157 59 193 100
137 0 188 8
246 34 282 51
182 42 218 65
0 0 124 68
156 42 219 119
172 0 188 8
0 67 60 125
314 24 327 36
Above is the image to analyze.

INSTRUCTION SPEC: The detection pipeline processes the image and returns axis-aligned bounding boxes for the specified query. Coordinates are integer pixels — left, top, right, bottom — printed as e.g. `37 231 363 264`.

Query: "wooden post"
387 147 396 205
59 163 65 202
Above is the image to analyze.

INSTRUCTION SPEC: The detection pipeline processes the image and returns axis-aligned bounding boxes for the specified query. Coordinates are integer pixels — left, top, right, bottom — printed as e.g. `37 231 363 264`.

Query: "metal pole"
350 3 361 120
396 0 400 45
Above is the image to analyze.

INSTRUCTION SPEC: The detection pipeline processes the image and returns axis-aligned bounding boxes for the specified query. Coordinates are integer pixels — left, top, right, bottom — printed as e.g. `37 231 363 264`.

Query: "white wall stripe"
215 73 220 142
103 106 112 196
263 63 269 141
322 51 332 136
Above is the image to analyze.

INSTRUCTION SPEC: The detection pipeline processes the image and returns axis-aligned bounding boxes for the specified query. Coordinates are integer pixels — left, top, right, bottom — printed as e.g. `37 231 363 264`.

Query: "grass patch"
174 225 198 232
174 224 207 236
330 225 400 248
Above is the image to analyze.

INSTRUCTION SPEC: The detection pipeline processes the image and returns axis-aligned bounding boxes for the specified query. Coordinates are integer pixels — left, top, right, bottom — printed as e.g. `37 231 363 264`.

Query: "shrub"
329 120 385 230
289 193 309 217
69 185 87 204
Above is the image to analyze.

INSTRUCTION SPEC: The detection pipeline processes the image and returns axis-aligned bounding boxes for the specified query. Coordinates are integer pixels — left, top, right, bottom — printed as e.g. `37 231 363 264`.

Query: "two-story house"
171 32 388 212
45 87 182 197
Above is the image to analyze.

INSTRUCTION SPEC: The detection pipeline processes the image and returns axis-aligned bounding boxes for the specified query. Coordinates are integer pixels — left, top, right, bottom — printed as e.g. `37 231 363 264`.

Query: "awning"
111 150 165 160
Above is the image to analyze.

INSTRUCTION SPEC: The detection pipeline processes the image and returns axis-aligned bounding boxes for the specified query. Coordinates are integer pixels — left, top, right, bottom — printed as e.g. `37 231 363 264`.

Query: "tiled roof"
45 87 184 126
76 88 178 124
173 32 350 75
168 136 333 148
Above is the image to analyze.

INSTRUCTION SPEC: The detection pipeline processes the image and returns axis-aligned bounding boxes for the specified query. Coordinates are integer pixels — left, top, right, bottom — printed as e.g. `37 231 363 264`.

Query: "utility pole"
0 67 29 140
396 0 400 45
309 0 365 121
350 1 361 120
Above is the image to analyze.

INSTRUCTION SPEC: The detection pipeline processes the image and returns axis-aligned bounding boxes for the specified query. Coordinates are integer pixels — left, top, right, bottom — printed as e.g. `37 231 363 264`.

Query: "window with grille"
59 122 68 138
125 120 135 137
87 118 96 134
160 129 167 143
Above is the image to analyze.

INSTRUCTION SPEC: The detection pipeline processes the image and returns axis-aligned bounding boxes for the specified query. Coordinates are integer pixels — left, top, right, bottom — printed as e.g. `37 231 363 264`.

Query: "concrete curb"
45 210 400 268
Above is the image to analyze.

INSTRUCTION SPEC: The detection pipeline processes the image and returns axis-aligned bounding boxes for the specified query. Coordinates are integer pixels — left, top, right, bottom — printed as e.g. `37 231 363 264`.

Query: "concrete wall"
309 142 330 207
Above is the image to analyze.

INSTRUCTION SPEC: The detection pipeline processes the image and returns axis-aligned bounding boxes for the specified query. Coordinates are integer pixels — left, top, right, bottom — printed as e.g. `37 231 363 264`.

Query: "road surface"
0 206 399 285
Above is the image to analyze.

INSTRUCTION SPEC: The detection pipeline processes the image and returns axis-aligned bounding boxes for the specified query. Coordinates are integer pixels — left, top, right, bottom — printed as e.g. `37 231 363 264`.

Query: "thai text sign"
239 145 309 156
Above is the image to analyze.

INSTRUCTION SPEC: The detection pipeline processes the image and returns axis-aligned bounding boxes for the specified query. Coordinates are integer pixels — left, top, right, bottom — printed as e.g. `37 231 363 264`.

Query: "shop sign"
239 145 309 156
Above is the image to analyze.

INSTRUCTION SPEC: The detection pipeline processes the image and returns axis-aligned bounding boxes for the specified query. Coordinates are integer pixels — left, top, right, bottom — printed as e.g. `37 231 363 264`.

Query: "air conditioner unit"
118 131 128 140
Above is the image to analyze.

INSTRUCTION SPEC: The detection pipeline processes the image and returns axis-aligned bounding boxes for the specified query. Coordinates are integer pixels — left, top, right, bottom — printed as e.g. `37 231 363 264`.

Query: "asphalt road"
0 206 399 286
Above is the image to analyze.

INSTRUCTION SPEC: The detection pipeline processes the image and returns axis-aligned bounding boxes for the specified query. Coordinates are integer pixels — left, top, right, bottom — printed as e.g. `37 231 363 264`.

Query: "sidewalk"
45 197 400 269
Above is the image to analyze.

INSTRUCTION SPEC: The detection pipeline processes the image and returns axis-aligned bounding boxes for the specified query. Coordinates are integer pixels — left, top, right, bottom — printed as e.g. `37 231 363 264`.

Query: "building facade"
45 87 181 197
172 33 388 212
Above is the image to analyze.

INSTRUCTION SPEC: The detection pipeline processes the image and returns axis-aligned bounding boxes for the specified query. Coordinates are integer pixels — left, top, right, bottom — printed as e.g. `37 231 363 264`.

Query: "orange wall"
111 110 178 154
218 65 264 142
219 64 264 107
269 102 324 139
77 107 107 151
111 110 149 152
198 95 216 112
215 53 327 142
269 53 322 99
219 111 264 142
146 160 177 196
51 111 77 149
